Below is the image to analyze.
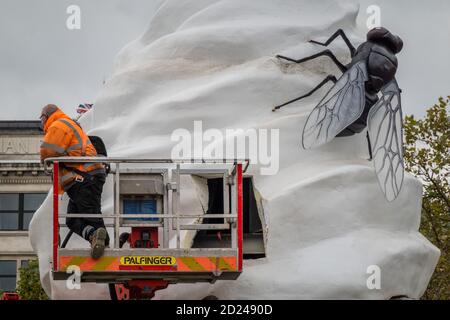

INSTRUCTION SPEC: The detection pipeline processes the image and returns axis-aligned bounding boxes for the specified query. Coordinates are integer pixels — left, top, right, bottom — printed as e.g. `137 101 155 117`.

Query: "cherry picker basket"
45 157 248 299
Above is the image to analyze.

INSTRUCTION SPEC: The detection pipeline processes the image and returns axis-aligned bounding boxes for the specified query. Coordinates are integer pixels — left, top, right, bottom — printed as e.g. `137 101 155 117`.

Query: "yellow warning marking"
179 257 205 271
92 257 117 271
120 256 176 266
217 257 234 270
62 257 86 271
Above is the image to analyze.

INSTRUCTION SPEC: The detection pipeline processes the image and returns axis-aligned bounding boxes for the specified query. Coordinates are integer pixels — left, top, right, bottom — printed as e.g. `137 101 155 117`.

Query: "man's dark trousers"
66 174 109 245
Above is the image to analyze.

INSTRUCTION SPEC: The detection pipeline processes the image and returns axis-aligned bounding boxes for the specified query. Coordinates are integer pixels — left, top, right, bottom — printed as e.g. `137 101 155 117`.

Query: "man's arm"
40 125 71 163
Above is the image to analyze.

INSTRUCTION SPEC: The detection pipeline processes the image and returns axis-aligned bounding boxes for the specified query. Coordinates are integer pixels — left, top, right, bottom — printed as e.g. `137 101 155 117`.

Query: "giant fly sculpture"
273 28 404 202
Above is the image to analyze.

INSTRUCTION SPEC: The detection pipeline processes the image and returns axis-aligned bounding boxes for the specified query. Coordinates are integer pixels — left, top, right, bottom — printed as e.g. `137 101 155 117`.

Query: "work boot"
89 228 107 259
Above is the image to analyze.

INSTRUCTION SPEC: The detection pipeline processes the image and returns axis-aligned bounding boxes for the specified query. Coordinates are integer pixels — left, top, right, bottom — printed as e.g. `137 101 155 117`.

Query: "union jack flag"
77 103 93 114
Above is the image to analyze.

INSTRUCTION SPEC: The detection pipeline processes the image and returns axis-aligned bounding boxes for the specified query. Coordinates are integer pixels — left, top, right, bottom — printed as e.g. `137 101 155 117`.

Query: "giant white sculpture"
29 0 440 299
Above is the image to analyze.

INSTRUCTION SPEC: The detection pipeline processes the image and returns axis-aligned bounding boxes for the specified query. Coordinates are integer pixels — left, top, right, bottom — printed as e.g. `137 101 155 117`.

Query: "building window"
0 193 47 231
0 260 17 292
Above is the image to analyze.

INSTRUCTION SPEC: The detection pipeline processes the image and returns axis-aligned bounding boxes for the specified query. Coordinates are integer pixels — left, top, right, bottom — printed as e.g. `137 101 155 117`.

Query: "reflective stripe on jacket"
40 109 105 192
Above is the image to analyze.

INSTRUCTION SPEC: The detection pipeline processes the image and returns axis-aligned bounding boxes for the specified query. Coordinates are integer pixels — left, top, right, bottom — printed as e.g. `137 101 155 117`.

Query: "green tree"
16 260 48 300
404 96 450 300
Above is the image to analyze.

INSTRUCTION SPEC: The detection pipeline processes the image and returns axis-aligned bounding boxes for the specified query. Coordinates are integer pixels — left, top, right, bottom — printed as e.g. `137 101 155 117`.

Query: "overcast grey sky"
0 0 449 120
0 0 162 120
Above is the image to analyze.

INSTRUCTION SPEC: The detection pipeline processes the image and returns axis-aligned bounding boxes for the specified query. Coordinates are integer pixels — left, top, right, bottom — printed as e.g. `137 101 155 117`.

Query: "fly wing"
302 60 368 149
368 79 404 202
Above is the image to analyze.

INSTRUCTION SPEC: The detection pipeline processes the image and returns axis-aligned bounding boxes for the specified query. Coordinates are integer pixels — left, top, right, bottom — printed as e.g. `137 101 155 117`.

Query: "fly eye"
394 36 404 53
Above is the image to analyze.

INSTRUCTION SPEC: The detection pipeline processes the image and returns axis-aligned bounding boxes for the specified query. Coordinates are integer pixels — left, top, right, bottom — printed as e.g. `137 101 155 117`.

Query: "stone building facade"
0 121 51 292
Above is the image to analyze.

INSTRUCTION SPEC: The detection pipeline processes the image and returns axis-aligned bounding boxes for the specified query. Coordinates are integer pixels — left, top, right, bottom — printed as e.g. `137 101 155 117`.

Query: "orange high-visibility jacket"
40 109 105 192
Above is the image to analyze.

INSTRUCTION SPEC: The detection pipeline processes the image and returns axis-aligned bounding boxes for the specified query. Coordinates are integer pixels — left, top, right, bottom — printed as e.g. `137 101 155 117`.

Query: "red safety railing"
53 161 59 272
236 163 243 272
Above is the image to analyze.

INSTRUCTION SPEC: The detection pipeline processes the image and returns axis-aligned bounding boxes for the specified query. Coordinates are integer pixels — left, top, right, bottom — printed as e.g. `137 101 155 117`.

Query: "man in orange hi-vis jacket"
40 104 108 259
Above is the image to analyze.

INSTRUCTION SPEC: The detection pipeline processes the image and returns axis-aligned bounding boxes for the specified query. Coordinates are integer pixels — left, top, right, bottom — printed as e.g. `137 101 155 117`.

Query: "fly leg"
309 29 356 57
366 131 373 161
277 49 347 73
273 75 337 111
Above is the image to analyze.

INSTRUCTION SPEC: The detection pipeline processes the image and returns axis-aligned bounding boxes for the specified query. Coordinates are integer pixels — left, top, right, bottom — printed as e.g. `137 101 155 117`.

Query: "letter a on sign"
66 5 81 30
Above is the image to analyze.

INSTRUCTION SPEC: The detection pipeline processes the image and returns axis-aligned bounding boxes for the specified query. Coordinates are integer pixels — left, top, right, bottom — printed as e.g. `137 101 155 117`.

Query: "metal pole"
223 172 230 217
52 161 59 272
176 164 181 249
230 167 237 250
163 171 169 248
114 163 120 249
